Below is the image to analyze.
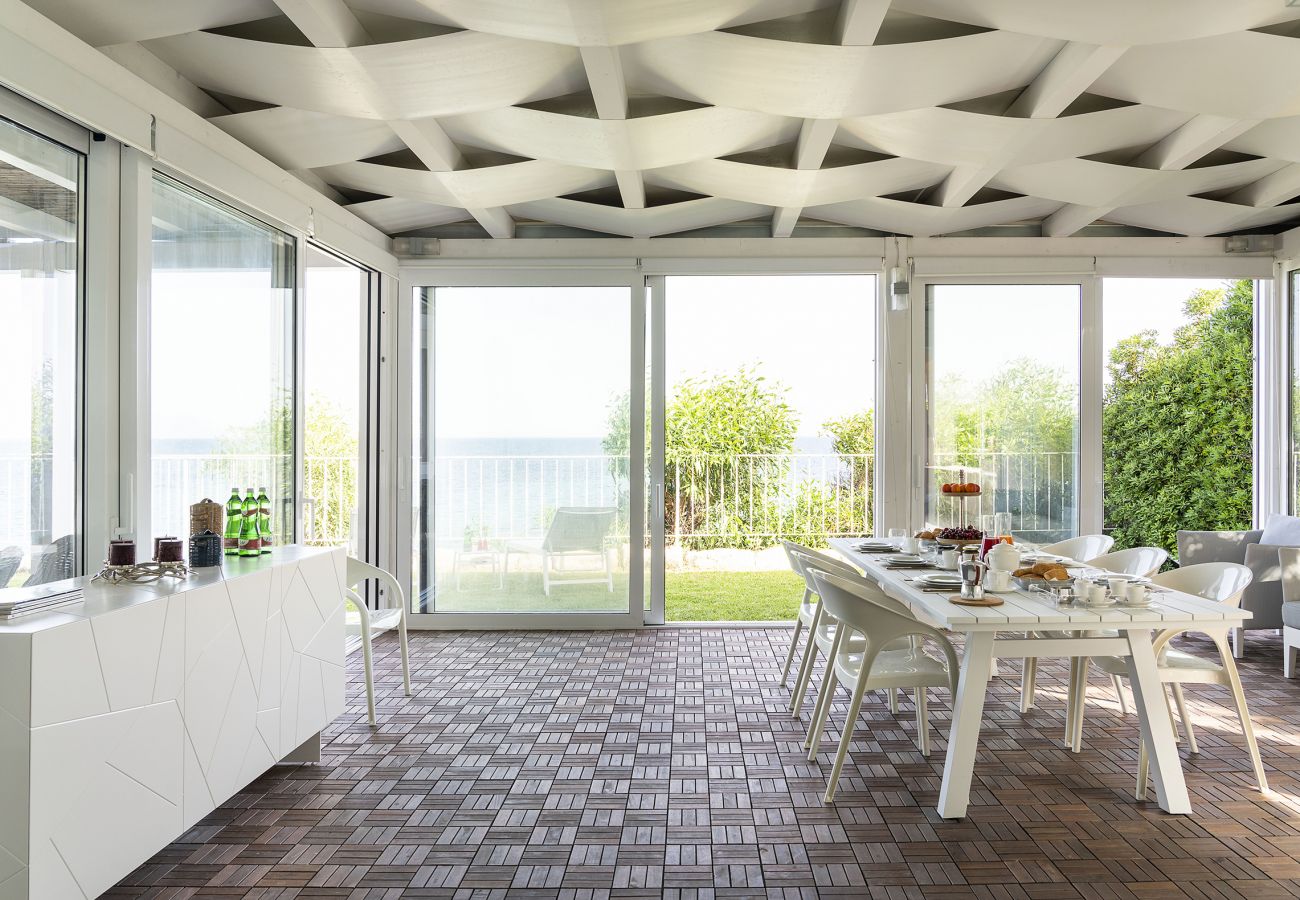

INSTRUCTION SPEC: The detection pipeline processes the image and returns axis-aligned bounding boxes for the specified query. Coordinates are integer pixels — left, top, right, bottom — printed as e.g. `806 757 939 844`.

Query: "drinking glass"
888 527 906 546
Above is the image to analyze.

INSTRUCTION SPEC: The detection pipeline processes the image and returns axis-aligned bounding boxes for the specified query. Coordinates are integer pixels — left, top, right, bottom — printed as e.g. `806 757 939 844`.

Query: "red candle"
158 539 184 563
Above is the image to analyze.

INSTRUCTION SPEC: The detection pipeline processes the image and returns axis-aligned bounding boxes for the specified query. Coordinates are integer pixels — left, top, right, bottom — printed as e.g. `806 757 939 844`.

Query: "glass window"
1103 278 1254 553
150 176 295 544
0 116 81 586
303 245 368 555
925 283 1082 543
661 274 876 622
412 285 633 615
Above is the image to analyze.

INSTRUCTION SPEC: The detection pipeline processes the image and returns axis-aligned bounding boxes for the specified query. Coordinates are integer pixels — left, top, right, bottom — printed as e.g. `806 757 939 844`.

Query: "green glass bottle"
223 488 242 556
256 487 272 554
238 487 261 557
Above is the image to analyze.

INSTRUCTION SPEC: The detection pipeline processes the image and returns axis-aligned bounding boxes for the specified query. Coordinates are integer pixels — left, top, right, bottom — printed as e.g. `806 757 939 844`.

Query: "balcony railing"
930 450 1077 542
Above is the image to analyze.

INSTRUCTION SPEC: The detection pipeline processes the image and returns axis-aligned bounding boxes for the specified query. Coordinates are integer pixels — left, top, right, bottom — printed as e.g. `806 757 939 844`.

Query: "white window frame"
396 266 646 629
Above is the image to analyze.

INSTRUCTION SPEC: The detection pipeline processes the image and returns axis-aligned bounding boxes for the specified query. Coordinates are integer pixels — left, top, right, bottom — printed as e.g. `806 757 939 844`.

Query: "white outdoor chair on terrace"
504 506 617 596
1038 533 1115 562
1069 562 1266 797
786 546 909 719
1019 545 1169 716
805 569 958 801
346 557 411 727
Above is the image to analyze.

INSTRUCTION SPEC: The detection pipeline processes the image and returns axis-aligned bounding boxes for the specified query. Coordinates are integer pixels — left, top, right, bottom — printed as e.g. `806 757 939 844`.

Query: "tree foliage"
1102 279 1254 554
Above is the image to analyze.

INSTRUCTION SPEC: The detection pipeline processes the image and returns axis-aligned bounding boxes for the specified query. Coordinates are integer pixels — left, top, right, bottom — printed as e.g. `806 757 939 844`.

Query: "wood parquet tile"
105 628 1300 900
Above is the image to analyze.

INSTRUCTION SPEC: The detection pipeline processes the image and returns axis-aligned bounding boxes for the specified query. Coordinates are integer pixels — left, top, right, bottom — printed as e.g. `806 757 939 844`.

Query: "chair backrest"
0 545 23 587
347 557 406 611
781 539 814 576
789 546 863 594
1177 529 1260 566
793 549 914 617
1040 534 1114 561
1282 548 1300 603
542 507 617 553
26 534 76 586
1152 561 1252 606
1087 546 1168 578
808 569 959 692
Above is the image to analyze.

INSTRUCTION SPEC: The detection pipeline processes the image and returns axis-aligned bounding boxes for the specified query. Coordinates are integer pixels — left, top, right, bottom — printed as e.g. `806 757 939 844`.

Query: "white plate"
885 553 922 564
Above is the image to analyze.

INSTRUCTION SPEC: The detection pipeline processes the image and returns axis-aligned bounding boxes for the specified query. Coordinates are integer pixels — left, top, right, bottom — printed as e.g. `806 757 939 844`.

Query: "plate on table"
884 554 930 567
854 540 895 552
913 573 962 589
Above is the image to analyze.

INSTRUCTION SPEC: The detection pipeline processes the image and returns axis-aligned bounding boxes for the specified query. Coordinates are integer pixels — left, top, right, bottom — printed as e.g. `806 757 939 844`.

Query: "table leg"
938 630 995 819
1124 630 1190 814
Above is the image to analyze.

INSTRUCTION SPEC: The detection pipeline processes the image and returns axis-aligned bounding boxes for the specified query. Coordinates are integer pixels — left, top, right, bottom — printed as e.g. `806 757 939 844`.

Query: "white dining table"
829 538 1251 819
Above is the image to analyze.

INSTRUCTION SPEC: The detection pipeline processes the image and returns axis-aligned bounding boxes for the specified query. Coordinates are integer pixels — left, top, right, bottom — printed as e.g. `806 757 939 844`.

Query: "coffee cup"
901 536 921 554
986 570 1011 592
1107 576 1128 596
1073 576 1092 597
1125 583 1148 606
940 549 958 570
1087 585 1108 606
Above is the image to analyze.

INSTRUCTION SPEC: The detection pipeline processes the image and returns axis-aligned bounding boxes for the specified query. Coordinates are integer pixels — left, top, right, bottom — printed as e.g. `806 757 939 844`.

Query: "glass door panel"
1103 277 1254 552
659 274 877 621
0 116 81 585
411 284 634 616
150 176 295 544
925 283 1081 543
303 245 369 556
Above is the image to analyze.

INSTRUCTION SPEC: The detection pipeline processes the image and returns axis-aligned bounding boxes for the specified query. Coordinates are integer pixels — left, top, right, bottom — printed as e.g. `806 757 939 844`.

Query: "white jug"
985 541 1021 573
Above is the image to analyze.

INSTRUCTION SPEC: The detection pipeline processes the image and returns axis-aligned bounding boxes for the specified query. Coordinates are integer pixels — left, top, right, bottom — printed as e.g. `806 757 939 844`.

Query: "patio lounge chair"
504 507 617 596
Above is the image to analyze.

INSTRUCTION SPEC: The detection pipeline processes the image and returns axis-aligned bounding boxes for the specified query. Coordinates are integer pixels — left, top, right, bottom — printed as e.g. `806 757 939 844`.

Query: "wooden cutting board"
948 595 1004 607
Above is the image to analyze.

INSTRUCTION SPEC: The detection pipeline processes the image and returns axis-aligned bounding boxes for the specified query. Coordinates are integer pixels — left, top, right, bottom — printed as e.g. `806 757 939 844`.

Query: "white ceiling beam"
269 0 369 48
1228 162 1300 207
1006 42 1127 119
773 119 840 237
835 0 891 46
0 194 75 240
1134 114 1258 170
272 0 514 237
579 46 628 120
467 205 515 239
579 45 644 211
388 118 464 172
772 2 886 237
931 42 1127 210
615 170 646 209
1043 203 1113 237
98 42 230 118
288 167 349 205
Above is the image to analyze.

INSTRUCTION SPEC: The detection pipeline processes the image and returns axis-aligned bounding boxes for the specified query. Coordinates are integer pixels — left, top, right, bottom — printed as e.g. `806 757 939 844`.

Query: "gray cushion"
1242 543 1286 629
1177 529 1263 566
1261 514 1300 547
1283 601 1300 630
1282 547 1300 604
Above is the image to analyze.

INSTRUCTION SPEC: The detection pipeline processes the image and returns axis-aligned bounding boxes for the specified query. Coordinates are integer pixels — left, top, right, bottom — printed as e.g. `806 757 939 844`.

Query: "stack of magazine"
0 582 83 619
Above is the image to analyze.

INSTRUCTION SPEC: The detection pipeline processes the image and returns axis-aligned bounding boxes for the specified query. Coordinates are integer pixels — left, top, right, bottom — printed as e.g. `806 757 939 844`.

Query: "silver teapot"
958 548 988 600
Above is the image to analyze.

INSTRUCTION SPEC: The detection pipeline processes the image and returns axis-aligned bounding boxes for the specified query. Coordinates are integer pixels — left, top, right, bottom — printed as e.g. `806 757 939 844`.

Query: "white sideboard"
0 545 346 900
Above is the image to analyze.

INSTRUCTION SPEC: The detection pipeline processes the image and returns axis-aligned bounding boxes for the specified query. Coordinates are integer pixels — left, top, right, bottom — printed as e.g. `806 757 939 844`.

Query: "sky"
146 272 1236 446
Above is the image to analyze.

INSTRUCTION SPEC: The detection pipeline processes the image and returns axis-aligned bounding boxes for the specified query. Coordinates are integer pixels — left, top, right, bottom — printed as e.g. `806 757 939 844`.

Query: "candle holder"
93 559 189 584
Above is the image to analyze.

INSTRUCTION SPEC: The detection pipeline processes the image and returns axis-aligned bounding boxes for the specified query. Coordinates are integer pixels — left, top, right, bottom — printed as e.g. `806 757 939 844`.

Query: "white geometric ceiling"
22 0 1300 239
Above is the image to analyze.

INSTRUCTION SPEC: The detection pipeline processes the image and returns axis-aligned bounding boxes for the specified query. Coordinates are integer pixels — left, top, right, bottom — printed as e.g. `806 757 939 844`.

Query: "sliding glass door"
0 114 82 585
651 274 877 622
921 282 1082 543
408 275 642 624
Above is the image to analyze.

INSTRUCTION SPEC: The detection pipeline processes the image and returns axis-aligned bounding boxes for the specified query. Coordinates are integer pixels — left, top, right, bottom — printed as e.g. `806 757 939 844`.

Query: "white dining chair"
1019 545 1169 715
1038 533 1115 562
804 569 959 801
1068 563 1266 796
346 557 412 727
786 547 885 718
778 540 817 688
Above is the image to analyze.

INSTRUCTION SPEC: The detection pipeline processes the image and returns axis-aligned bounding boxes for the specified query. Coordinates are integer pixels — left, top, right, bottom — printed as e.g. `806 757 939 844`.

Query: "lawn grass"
430 569 802 620
665 570 803 621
